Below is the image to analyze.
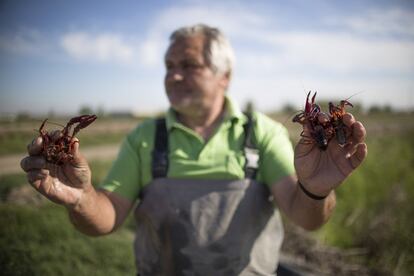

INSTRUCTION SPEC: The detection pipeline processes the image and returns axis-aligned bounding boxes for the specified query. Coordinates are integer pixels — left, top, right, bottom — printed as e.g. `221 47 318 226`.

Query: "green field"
1 113 413 275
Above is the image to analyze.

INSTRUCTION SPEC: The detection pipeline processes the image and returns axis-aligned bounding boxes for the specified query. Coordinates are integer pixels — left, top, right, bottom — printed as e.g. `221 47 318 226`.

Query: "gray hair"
169 24 235 77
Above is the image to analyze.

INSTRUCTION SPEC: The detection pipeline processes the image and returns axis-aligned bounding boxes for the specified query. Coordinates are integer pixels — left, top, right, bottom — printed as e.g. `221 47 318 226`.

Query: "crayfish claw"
340 100 353 108
305 91 311 113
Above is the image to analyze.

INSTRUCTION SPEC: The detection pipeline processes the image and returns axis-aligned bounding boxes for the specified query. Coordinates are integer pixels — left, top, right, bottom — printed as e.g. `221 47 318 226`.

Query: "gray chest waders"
134 113 284 275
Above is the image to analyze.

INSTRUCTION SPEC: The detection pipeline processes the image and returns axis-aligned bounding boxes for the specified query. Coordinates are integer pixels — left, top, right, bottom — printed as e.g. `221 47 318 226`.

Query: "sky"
0 0 413 116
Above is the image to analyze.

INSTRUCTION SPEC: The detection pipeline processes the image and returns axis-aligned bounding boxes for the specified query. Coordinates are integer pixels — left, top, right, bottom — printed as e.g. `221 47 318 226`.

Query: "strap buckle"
244 146 259 169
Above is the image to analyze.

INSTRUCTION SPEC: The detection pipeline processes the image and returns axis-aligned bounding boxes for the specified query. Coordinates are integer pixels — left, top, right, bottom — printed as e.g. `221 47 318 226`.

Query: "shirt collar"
165 95 245 131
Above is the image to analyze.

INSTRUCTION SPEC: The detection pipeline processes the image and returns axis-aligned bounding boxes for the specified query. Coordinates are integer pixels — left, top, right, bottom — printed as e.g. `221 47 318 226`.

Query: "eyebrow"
165 56 202 65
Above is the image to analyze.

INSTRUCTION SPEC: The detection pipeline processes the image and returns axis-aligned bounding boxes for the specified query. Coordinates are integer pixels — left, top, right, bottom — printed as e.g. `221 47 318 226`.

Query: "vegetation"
0 112 413 275
316 129 414 275
0 159 137 276
0 203 135 276
0 174 26 201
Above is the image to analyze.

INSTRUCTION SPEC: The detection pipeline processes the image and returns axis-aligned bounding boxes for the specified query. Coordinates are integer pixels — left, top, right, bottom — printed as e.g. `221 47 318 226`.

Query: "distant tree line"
243 99 408 115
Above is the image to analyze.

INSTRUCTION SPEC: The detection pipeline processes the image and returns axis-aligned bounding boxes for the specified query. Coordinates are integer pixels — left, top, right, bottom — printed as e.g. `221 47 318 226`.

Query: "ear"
219 71 231 91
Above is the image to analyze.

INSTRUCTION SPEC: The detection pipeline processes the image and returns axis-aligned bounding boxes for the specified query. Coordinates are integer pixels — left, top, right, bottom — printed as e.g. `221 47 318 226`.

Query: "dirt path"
0 144 120 175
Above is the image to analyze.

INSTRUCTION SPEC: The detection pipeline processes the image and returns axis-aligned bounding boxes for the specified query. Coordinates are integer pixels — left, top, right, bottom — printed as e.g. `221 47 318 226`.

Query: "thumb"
69 138 88 167
299 120 316 144
295 122 316 157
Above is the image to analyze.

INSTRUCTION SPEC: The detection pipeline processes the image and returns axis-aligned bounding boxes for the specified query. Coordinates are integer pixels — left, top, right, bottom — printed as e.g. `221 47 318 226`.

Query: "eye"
182 61 202 70
165 62 173 70
182 61 194 69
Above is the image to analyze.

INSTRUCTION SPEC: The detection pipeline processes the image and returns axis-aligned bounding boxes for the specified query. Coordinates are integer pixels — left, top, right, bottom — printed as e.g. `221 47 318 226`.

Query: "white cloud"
61 32 135 64
239 31 414 74
136 3 268 68
138 34 166 67
141 4 414 77
153 4 267 35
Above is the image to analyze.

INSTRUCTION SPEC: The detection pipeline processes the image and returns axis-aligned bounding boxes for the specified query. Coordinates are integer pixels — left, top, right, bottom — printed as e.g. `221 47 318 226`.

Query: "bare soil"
279 221 387 275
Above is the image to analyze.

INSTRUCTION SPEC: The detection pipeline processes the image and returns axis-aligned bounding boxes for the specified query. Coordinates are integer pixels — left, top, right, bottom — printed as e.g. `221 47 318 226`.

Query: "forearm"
272 175 336 231
288 184 336 230
67 186 117 236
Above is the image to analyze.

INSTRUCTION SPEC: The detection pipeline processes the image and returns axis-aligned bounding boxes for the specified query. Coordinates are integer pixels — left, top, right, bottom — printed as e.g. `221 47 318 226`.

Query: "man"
20 24 367 275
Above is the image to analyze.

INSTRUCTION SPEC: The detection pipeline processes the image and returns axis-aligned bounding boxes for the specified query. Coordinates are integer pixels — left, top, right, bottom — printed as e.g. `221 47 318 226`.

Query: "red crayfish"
38 114 97 164
293 91 353 150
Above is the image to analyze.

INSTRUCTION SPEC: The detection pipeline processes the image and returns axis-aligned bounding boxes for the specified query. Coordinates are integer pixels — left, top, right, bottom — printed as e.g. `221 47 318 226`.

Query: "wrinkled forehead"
165 35 207 61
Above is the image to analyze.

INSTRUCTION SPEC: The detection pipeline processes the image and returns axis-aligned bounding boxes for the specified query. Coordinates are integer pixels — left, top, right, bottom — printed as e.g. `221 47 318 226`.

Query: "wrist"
297 180 330 200
66 183 95 213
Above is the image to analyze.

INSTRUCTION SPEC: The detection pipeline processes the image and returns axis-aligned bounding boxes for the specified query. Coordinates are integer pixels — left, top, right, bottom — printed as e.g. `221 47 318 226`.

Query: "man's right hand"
20 135 93 209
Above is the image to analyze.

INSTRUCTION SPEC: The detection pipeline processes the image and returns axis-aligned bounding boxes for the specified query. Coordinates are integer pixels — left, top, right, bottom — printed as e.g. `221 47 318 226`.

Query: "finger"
45 162 60 177
27 169 49 189
27 136 43 155
20 156 46 172
71 137 80 153
295 128 318 159
351 121 366 144
27 170 57 199
343 121 366 156
342 113 356 128
301 121 312 137
349 143 368 169
69 138 88 167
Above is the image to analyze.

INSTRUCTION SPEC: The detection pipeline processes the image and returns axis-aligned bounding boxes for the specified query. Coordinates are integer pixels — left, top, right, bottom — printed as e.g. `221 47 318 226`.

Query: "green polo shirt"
100 97 295 201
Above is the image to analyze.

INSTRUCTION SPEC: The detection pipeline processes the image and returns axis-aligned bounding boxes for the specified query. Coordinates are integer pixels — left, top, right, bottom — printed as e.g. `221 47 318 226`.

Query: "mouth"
166 83 193 96
166 86 195 108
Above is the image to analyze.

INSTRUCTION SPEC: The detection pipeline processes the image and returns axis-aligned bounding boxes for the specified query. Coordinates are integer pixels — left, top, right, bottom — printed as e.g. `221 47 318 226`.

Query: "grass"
0 174 26 201
0 131 36 156
0 203 136 276
0 159 137 275
89 160 115 187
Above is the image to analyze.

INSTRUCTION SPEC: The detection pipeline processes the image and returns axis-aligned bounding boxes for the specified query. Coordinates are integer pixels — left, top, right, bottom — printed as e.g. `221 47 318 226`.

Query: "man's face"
164 35 229 116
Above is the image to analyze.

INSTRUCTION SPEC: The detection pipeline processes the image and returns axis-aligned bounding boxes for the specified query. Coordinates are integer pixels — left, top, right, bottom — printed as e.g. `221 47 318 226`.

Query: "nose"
166 68 184 83
172 72 184 82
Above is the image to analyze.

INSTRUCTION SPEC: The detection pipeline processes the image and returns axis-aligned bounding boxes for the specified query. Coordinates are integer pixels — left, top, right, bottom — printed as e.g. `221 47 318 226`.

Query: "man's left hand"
294 113 368 197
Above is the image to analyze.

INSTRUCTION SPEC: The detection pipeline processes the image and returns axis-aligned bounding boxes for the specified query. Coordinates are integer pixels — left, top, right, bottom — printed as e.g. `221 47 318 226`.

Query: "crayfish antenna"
39 119 48 131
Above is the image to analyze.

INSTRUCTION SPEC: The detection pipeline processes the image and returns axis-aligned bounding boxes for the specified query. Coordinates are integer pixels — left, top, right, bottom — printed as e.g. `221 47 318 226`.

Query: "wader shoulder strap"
243 111 259 180
152 118 169 178
151 114 259 180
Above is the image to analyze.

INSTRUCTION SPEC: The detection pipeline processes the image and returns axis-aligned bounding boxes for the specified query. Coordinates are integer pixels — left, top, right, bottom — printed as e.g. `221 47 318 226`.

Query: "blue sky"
1 0 413 116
